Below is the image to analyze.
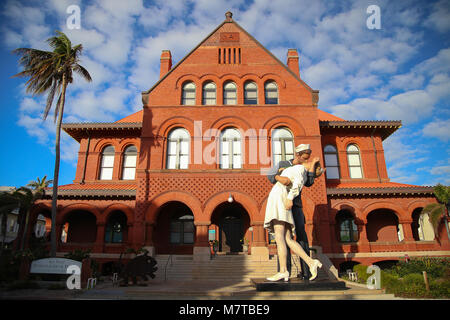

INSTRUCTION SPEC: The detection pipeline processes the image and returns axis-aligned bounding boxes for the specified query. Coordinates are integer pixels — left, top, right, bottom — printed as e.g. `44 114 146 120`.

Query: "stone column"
250 221 269 261
193 221 211 261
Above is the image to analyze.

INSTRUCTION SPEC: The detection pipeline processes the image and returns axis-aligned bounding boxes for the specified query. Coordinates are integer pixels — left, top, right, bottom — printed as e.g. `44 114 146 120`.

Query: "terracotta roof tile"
115 110 143 123
327 182 420 189
317 109 345 121
44 183 137 198
326 181 434 196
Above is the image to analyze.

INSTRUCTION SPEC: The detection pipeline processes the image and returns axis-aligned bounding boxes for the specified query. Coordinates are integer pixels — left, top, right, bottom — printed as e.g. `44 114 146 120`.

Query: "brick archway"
145 191 202 224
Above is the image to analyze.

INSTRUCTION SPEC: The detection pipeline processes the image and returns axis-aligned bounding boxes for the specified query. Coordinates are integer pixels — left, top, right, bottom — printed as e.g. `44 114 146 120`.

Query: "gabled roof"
141 12 316 103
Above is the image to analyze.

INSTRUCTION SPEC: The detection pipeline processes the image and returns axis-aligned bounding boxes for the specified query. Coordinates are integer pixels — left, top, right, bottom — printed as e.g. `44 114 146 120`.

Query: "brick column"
193 221 211 261
143 222 155 256
250 221 269 261
357 221 370 252
93 222 105 253
400 219 416 251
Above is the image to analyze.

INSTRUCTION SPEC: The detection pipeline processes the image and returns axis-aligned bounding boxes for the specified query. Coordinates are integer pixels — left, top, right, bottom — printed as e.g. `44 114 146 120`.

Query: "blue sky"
0 0 449 188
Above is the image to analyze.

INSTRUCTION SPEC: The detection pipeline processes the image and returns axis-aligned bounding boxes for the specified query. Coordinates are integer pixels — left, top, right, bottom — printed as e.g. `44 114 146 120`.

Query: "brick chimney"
287 49 300 77
160 50 172 78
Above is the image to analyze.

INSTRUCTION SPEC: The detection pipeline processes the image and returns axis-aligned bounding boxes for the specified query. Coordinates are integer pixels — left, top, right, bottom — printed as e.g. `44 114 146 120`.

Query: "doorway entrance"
211 201 250 253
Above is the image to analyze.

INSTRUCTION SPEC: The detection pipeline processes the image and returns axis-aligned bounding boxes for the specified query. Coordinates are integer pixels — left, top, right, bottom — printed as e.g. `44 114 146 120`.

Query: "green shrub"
392 257 449 279
429 278 450 298
380 271 402 294
353 264 369 284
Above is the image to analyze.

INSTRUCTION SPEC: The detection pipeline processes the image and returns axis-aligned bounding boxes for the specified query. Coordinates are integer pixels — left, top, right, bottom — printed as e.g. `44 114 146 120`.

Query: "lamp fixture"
227 193 234 203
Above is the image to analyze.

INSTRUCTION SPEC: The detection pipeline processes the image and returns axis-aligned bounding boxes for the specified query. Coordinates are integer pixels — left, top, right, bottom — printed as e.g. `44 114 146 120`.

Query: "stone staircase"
153 254 330 282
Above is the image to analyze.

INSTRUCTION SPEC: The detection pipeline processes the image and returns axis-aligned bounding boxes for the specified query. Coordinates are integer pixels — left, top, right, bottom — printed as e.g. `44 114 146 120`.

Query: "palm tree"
12 31 92 257
422 184 450 242
0 189 19 256
19 176 53 250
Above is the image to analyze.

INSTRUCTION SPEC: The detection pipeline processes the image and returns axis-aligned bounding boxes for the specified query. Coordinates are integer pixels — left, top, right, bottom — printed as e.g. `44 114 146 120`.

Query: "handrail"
164 252 173 281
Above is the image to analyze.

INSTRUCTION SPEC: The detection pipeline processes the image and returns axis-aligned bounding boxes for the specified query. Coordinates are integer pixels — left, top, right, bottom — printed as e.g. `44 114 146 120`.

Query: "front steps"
153 254 330 282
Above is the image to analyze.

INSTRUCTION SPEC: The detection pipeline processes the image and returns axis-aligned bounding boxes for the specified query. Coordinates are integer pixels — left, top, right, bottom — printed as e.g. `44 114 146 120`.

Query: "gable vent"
218 47 241 64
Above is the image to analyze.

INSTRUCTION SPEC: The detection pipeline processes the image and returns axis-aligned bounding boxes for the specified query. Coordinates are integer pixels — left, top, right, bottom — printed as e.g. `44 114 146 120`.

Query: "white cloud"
423 0 450 33
422 119 450 142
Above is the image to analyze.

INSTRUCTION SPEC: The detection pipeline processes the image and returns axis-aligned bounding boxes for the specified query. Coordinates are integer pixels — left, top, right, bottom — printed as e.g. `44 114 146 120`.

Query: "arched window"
167 128 190 169
220 128 242 169
264 81 278 104
202 82 216 105
181 82 196 105
336 211 359 242
244 81 257 104
122 145 137 180
223 82 237 105
347 144 363 178
324 145 340 179
99 145 115 180
104 211 127 243
272 127 294 164
170 214 194 244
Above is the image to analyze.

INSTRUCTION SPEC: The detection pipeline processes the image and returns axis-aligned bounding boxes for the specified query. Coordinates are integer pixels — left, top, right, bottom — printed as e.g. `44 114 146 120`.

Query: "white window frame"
347 144 363 179
324 145 340 179
99 146 115 180
166 128 190 169
223 82 237 105
272 127 294 164
122 145 138 180
220 128 242 169
182 82 196 105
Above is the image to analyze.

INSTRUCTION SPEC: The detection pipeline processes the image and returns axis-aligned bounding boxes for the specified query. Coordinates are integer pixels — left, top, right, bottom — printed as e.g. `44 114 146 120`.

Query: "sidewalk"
0 279 400 300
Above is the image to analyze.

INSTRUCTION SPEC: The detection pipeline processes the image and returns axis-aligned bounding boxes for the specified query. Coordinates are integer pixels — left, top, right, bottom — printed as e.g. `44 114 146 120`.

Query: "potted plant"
209 240 219 254
241 238 249 253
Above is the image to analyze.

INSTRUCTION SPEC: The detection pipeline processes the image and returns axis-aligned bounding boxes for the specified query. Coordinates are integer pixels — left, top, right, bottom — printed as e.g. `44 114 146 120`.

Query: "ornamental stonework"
148 175 273 208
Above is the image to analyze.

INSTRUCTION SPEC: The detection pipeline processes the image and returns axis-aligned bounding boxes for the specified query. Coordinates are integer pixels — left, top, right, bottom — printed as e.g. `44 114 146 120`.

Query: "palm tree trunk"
50 74 67 257
20 208 31 251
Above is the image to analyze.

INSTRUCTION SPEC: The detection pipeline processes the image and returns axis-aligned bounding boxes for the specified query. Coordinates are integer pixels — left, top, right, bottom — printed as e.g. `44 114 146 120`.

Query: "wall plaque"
220 32 239 42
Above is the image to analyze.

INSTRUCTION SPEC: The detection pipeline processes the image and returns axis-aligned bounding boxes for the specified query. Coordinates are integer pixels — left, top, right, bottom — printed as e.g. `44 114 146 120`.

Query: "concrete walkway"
0 279 401 300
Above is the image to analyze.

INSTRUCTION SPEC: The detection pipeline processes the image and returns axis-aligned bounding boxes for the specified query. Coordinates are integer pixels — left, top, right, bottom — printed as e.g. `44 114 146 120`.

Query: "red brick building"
28 12 449 274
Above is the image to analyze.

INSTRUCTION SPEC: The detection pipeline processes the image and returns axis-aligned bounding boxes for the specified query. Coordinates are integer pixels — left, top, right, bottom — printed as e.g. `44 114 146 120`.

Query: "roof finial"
225 11 233 22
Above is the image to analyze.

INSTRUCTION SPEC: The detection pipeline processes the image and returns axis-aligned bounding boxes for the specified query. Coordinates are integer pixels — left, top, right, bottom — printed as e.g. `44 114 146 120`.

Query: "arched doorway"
154 201 195 254
211 201 250 253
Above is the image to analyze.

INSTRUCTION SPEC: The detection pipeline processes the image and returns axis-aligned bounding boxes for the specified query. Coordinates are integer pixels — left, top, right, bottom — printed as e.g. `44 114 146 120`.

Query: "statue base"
251 277 346 291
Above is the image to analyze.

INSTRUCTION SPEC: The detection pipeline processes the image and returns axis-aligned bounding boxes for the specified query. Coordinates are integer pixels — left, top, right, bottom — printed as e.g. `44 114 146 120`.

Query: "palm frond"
73 64 92 82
